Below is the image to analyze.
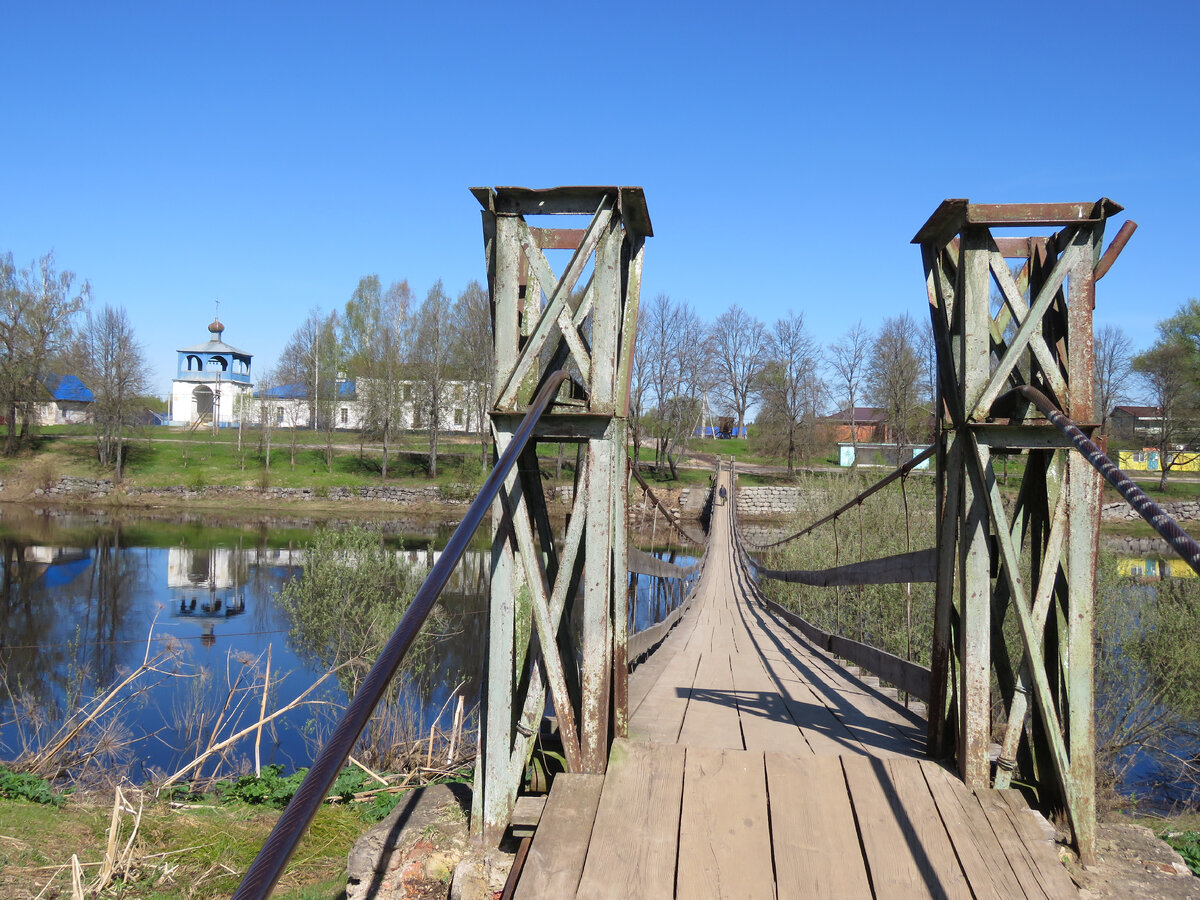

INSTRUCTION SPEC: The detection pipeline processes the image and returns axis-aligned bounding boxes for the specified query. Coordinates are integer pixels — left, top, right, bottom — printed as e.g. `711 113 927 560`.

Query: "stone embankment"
1101 500 1200 522
25 477 592 509
735 486 807 518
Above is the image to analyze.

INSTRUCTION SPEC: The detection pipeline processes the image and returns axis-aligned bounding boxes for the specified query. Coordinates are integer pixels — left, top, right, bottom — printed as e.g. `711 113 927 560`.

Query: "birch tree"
0 252 89 454
451 280 492 470
710 304 766 438
755 311 822 476
411 280 454 478
827 320 871 464
341 275 413 478
80 305 150 480
866 314 925 450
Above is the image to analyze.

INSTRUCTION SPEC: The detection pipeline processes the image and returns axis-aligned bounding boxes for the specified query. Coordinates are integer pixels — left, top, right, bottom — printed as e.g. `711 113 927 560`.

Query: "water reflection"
169 548 249 647
0 512 698 780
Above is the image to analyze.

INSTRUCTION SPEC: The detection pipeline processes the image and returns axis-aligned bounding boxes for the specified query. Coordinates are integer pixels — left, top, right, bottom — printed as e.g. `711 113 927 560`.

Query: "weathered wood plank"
728 651 810 755
676 648 743 750
996 790 1077 898
842 755 956 899
767 752 872 898
628 651 701 744
515 775 603 900
884 758 973 898
973 789 1055 900
676 748 775 899
575 740 685 900
917 760 1026 900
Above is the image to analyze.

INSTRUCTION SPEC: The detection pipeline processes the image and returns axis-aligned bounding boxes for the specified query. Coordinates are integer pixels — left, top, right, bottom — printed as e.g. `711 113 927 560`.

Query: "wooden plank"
515 775 603 900
576 740 685 900
763 638 918 758
676 648 744 750
767 752 872 898
756 651 867 756
842 755 948 899
918 760 1026 900
973 789 1054 900
884 759 973 899
996 790 1077 898
728 650 811 754
676 748 775 899
628 650 701 744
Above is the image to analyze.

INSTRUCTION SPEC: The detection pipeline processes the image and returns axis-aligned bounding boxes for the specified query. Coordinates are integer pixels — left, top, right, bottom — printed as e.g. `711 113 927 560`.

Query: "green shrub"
1160 830 1200 876
222 765 309 808
0 766 63 807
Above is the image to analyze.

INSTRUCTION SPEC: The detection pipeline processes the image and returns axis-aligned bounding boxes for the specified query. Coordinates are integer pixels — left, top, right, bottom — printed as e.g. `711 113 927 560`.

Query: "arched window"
207 356 228 372
187 355 202 372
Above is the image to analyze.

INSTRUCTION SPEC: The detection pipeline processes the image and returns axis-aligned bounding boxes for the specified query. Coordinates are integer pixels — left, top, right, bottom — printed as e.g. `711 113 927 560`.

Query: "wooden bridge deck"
514 471 1077 899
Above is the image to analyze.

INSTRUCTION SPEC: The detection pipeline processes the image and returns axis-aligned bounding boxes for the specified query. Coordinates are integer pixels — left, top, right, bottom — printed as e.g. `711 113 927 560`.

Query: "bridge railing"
625 459 714 663
732 458 935 704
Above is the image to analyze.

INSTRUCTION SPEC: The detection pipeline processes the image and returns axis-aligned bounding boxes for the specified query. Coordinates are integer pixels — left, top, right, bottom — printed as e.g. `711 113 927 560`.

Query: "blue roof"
42 374 94 402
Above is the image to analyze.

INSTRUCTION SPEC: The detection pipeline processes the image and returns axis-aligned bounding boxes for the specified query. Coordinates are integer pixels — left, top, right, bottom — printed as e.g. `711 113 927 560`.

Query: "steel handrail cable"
233 370 570 900
627 461 704 547
1004 385 1200 575
738 446 936 551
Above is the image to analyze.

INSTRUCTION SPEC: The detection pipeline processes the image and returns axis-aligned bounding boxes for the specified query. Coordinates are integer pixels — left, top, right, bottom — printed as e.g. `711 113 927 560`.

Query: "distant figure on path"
719 486 727 505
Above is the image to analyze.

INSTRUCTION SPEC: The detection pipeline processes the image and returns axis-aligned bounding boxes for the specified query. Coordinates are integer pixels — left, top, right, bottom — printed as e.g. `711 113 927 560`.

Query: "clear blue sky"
1 2 1195 400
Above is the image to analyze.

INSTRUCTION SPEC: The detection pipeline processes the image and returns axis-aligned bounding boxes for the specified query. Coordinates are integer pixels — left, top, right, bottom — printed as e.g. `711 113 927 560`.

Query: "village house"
1108 405 1163 443
30 374 95 425
254 377 483 433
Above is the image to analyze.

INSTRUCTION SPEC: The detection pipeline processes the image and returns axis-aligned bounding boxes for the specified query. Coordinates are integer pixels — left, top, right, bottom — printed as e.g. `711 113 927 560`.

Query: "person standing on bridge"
719 485 727 505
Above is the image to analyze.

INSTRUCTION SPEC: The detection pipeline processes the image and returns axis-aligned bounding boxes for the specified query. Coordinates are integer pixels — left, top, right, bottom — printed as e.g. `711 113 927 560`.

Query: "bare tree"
755 311 823 476
629 305 650 468
278 308 341 469
411 280 454 478
342 275 413 478
827 321 871 466
640 294 711 478
80 305 151 480
710 305 766 438
1133 339 1200 491
1094 324 1135 434
254 364 284 475
0 252 89 454
451 280 492 470
866 314 925 450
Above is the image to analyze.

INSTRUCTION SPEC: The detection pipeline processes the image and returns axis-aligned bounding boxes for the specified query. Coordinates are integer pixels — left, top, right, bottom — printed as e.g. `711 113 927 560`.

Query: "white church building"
168 317 255 427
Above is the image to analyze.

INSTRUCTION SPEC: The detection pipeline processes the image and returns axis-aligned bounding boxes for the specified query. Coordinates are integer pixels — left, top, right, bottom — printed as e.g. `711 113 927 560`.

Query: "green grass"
0 794 360 899
1109 475 1200 502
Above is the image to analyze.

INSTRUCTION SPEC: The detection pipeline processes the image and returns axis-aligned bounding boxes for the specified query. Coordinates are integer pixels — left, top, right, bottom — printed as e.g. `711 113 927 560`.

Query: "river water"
0 506 695 784
3 504 1190 814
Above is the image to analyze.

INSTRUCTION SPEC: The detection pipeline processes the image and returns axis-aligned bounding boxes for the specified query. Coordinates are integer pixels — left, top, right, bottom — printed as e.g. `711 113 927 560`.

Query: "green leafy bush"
0 766 63 807
222 765 309 808
1160 831 1200 876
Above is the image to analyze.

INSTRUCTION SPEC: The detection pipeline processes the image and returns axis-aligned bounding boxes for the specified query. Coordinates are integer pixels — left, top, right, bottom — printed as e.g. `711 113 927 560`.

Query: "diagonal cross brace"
496 198 614 408
971 227 1087 420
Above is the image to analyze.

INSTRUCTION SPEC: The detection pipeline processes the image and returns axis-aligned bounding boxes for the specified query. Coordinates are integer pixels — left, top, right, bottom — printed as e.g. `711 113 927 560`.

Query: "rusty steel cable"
232 370 569 900
740 446 936 551
627 461 704 546
1002 385 1200 575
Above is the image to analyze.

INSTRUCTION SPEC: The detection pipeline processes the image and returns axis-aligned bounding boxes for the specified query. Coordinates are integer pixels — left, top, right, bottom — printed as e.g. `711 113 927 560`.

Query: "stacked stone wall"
1101 501 1200 522
735 486 805 518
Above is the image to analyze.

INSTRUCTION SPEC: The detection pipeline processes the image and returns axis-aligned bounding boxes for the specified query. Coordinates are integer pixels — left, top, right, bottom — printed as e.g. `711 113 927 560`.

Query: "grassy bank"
0 791 358 899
